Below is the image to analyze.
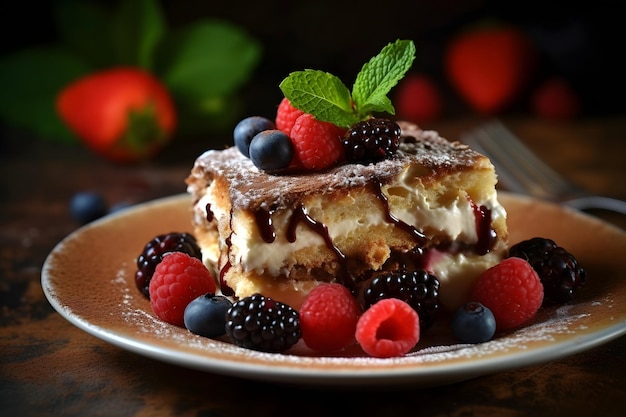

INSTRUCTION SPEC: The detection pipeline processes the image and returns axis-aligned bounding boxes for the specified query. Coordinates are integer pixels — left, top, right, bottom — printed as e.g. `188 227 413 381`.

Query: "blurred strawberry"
394 73 442 123
56 67 176 163
531 77 581 121
445 25 537 114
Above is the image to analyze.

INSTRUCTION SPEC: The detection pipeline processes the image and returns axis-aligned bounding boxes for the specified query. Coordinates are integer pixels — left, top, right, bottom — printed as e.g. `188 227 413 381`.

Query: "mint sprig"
279 39 415 128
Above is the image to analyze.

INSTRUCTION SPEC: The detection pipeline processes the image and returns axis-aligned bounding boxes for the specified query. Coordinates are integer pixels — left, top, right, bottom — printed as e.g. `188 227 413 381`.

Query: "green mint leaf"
279 69 358 127
352 39 416 117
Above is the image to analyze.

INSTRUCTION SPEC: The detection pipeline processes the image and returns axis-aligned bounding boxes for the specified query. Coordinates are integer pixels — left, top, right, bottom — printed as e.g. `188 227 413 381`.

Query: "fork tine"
462 120 583 199
461 126 534 196
482 120 576 191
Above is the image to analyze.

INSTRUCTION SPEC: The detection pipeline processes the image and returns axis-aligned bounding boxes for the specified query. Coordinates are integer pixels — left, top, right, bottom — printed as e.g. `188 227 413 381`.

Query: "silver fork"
460 119 626 215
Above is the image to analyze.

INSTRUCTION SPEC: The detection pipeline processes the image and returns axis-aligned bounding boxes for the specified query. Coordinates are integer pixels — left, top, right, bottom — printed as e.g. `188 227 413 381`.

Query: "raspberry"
363 270 440 330
225 294 301 353
342 118 400 163
275 97 304 135
290 113 346 170
149 252 216 327
355 298 420 358
471 257 544 332
508 237 586 306
299 283 361 353
135 232 203 299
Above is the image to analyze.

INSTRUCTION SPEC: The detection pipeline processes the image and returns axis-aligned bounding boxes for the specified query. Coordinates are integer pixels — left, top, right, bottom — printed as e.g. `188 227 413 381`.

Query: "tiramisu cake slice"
187 120 507 310
186 40 508 311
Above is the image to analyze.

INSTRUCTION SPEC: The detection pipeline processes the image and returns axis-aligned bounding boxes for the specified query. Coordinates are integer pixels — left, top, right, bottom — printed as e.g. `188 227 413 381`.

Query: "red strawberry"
445 25 537 114
471 257 544 332
355 298 420 358
394 73 442 123
149 252 216 327
290 113 346 170
275 97 305 135
531 77 582 121
56 67 176 164
299 283 361 353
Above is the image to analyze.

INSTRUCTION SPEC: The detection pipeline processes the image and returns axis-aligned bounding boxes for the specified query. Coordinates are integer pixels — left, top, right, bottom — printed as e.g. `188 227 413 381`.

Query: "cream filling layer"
194 180 507 280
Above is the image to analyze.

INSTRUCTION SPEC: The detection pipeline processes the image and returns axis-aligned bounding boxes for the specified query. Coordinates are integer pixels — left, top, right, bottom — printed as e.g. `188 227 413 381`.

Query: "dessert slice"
186 121 508 310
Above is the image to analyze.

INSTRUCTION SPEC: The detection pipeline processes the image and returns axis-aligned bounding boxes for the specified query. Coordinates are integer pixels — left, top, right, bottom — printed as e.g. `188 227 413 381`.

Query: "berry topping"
248 129 295 172
508 237 586 306
275 97 305 135
279 40 415 128
184 293 233 338
135 232 203 298
234 116 276 157
451 301 497 344
290 113 346 170
342 118 401 163
70 191 107 224
299 283 361 353
363 269 440 330
225 294 301 353
355 298 420 358
471 257 544 332
149 252 217 327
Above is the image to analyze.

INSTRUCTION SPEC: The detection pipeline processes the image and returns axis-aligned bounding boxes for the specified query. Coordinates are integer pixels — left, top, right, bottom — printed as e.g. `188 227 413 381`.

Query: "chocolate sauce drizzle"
205 203 214 222
214 182 497 292
470 200 497 255
287 204 354 289
254 209 276 243
372 181 427 245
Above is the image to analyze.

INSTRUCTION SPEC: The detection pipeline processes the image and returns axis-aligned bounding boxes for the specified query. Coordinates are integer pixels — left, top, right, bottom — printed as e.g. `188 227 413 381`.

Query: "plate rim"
41 192 626 386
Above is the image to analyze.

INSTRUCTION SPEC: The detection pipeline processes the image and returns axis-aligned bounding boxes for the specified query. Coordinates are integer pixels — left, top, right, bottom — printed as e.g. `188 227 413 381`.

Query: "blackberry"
225 294 301 353
508 237 586 306
342 118 401 163
135 232 203 299
363 269 441 330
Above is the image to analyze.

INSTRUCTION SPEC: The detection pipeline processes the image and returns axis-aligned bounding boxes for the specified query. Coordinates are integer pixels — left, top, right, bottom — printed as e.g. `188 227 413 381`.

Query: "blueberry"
249 129 294 172
234 116 276 157
184 293 233 338
70 191 107 224
451 301 496 344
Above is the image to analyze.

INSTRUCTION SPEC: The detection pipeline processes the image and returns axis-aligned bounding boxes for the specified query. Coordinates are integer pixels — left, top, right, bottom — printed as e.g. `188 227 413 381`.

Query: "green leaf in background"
0 47 91 143
53 0 117 69
111 0 167 69
0 1 262 143
156 19 262 99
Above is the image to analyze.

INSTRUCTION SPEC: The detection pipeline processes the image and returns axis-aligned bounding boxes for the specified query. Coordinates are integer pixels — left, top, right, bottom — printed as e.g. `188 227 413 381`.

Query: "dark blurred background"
0 0 624 148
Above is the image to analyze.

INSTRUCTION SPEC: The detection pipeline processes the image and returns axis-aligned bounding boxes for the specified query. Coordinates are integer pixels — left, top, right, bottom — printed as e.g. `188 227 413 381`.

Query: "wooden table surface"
2 115 625 417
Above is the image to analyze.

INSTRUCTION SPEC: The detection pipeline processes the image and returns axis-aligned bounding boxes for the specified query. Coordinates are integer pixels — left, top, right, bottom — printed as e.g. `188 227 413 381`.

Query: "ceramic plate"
41 193 626 387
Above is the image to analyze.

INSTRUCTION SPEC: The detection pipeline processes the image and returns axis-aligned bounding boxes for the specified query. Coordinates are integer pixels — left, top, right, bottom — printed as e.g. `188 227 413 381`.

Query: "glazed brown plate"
41 193 626 387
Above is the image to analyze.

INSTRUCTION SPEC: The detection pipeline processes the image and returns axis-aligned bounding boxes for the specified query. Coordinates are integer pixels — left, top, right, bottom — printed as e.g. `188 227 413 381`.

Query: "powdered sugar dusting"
110 268 609 368
188 122 484 211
